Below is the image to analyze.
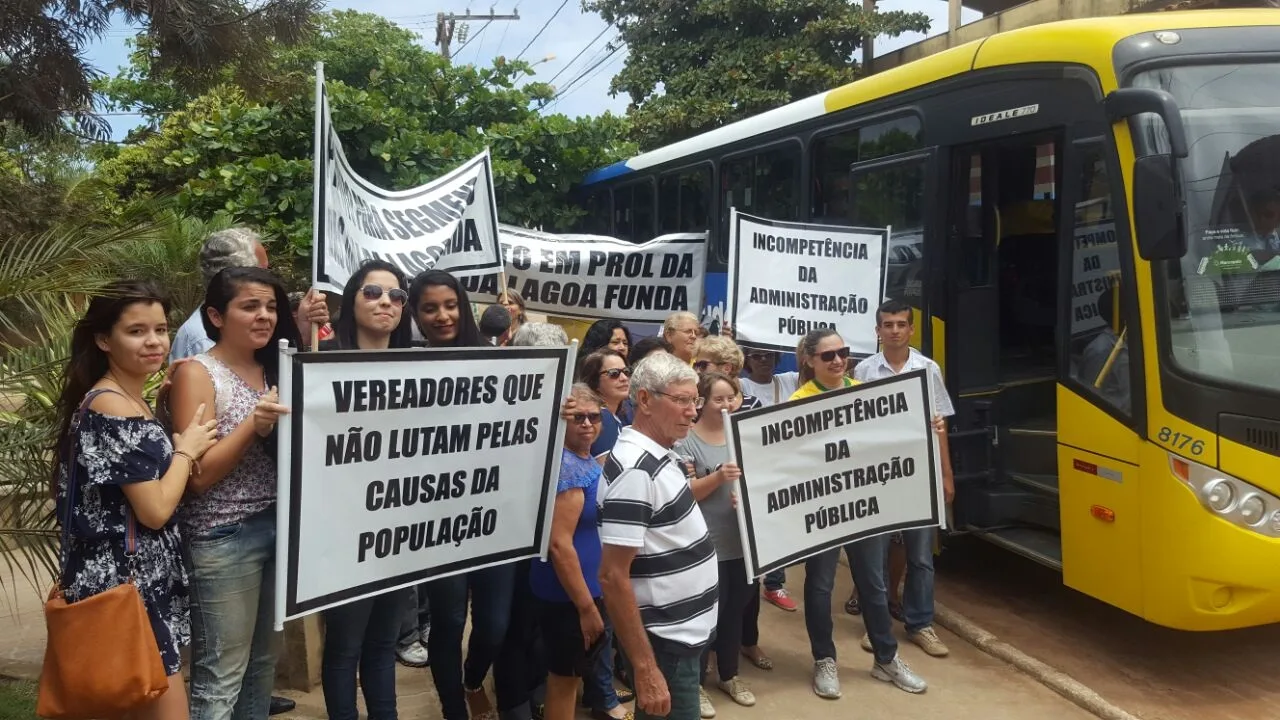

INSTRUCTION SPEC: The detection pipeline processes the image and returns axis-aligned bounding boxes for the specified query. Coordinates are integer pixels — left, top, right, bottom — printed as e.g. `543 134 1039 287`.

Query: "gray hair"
629 350 697 402
662 311 698 335
510 321 568 347
568 382 603 409
200 227 263 283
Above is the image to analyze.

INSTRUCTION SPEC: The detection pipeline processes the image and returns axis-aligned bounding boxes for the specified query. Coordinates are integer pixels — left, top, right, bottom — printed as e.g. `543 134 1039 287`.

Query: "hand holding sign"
718 461 741 486
254 387 291 437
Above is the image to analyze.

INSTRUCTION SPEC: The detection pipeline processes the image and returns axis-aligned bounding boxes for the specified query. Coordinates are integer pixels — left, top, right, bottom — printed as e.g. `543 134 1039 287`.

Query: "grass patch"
0 679 36 720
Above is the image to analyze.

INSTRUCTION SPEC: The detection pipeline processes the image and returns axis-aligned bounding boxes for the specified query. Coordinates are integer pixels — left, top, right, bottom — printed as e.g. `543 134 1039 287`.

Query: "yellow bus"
569 9 1280 631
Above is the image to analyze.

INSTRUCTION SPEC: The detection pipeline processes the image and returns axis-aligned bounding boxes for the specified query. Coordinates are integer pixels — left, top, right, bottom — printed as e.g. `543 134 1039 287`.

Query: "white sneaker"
716 676 755 707
871 654 927 694
699 686 716 718
812 657 841 699
395 640 429 668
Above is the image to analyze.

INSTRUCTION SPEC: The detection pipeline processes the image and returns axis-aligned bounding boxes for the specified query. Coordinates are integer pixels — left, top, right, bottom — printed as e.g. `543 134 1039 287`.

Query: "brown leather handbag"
36 390 169 720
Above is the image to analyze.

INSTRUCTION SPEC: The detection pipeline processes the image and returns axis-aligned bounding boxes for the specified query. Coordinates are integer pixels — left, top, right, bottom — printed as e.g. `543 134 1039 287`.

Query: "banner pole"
311 61 325 293
273 339 295 631
724 408 756 586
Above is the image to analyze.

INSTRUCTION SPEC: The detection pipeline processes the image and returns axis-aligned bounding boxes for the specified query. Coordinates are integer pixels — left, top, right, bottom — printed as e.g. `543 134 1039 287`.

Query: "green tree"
585 0 931 149
91 11 637 284
0 0 321 140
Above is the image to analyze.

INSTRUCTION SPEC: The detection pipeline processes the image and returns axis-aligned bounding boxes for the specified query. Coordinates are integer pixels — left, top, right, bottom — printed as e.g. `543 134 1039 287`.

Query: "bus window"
849 158 927 307
614 185 634 240
812 129 860 221
660 174 680 233
659 167 710 234
1067 142 1130 416
576 188 611 234
719 145 801 260
859 116 922 161
633 180 655 243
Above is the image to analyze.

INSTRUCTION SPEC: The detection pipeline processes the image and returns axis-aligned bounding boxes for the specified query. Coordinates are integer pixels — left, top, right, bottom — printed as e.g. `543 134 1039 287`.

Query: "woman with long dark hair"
170 266 298 720
581 319 631 361
406 269 512 720
53 280 218 720
319 260 414 720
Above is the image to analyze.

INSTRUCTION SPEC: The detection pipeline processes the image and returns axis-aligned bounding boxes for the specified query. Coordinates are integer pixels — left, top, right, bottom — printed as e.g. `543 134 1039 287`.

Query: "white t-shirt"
739 372 800 407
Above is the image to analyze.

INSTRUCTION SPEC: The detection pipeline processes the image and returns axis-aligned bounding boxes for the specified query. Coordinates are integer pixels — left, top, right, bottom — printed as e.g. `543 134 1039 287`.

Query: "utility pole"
435 8 521 61
862 0 876 72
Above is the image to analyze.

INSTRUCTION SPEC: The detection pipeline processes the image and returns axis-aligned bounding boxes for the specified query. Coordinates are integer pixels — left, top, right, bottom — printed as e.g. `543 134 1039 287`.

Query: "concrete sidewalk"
4 560 1097 720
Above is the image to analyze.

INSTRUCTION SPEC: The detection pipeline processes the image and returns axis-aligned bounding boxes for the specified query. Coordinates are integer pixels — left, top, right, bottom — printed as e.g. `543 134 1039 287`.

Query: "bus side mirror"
1133 154 1187 261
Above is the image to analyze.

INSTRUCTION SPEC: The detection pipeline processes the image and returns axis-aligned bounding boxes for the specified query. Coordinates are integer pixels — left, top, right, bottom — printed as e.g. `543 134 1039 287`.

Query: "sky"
86 0 981 141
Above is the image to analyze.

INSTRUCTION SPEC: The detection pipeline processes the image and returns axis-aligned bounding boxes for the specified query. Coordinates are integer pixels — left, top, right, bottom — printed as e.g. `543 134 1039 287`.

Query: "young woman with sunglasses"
579 349 634 460
318 260 414 720
789 328 930 701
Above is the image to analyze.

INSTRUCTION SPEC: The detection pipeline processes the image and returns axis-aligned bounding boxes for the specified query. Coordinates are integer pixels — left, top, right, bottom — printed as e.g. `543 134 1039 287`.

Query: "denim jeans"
580 618 622 712
186 508 280 720
763 567 786 592
845 534 898 665
635 637 702 720
424 563 518 720
700 559 753 683
900 527 936 633
321 590 408 720
494 560 545 720
397 583 431 648
802 549 840 661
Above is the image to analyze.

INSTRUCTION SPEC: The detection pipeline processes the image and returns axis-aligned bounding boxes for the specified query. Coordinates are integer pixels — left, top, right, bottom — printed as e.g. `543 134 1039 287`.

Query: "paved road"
935 537 1280 720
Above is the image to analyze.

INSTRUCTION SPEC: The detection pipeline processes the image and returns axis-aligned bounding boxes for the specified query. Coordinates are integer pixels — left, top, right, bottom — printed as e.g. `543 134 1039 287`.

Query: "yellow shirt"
789 376 859 401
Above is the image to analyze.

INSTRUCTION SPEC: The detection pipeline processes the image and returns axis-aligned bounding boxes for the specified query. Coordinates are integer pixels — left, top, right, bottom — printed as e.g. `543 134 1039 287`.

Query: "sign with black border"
726 208 889 355
727 370 942 580
273 343 573 626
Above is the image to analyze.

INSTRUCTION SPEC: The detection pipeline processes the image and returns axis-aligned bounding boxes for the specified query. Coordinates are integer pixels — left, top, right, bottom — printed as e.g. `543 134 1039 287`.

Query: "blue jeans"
802 549 840 660
844 535 899 665
397 583 431 648
580 620 622 712
900 528 936 633
424 563 518 720
635 637 702 720
322 590 408 720
763 567 786 592
186 508 280 720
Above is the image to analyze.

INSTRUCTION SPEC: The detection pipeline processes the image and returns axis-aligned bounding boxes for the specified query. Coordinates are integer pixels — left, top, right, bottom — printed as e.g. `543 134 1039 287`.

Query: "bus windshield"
1133 62 1280 393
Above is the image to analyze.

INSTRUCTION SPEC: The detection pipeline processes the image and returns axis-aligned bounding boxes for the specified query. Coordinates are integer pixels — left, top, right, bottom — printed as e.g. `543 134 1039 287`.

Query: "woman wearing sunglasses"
318 260 414 720
789 328 930 701
579 349 634 460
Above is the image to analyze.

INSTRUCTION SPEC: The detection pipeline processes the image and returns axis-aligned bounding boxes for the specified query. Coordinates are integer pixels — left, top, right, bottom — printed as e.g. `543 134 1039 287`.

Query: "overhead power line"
546 24 611 86
514 0 568 61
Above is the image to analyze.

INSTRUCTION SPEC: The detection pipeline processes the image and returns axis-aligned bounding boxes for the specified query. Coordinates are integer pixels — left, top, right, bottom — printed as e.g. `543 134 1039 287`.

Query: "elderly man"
598 352 719 720
661 312 701 365
170 226 328 363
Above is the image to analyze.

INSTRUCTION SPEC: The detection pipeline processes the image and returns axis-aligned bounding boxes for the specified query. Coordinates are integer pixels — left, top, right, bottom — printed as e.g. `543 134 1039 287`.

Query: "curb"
933 602 1141 720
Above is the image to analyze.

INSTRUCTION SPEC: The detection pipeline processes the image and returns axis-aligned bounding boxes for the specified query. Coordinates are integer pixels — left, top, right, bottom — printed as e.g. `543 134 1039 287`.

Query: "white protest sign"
311 66 502 293
274 344 574 626
1070 221 1119 337
460 225 707 323
727 209 888 355
728 370 942 580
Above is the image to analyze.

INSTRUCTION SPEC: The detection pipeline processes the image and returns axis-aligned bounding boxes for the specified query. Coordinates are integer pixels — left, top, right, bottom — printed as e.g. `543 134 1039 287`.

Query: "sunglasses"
818 347 851 362
571 412 603 426
361 284 409 307
600 368 631 380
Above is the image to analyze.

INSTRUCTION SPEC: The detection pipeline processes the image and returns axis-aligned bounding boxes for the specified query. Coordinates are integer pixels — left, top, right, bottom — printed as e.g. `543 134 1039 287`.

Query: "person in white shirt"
851 299 955 660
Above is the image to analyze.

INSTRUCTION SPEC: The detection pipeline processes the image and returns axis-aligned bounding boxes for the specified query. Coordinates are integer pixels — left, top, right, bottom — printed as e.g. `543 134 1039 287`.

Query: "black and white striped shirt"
597 427 719 651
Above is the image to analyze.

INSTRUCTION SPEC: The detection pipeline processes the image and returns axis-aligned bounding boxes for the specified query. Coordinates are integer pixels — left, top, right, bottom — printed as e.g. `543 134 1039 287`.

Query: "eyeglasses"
818 347 851 363
600 367 631 380
361 285 409 307
571 412 603 426
693 360 713 372
654 391 705 409
746 353 773 362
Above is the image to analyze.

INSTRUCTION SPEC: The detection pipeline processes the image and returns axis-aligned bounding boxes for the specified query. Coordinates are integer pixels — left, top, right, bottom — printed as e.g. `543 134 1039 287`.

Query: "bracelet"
174 450 202 479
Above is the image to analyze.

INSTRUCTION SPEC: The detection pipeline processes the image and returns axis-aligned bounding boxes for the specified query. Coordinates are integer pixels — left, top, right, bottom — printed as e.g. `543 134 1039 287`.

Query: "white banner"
728 370 942 580
727 209 889 355
312 66 502 293
274 344 574 626
460 225 708 323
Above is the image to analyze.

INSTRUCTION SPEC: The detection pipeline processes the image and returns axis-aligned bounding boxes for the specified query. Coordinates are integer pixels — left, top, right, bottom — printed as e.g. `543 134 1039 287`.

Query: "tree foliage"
91 11 637 285
586 0 931 149
0 0 320 140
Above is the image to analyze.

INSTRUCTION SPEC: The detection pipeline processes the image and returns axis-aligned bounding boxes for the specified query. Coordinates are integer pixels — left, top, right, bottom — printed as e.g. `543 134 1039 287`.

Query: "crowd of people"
52 226 957 720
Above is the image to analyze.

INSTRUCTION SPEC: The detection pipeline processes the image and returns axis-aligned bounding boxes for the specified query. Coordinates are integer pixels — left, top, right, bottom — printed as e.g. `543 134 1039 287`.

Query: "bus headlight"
1203 479 1236 512
1171 455 1280 538
1239 495 1266 525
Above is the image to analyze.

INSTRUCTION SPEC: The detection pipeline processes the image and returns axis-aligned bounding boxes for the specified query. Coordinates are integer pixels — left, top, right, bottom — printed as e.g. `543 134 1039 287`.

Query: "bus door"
944 132 1065 567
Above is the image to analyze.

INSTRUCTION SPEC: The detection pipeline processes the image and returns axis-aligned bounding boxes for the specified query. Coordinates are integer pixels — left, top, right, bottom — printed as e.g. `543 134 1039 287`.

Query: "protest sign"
273 342 574 626
728 370 942 580
727 209 889 355
460 225 707 323
1070 221 1119 337
311 66 502 293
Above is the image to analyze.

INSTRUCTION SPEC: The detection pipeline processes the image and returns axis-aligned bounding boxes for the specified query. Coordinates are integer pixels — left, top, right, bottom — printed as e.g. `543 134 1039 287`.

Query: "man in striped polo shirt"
599 351 720 720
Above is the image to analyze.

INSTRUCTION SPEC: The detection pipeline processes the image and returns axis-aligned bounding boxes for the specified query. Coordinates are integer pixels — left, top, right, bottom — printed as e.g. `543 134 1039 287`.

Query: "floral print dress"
56 401 189 675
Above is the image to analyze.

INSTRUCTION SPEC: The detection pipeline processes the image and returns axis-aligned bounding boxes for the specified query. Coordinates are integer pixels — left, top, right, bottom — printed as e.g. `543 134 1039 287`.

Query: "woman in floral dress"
54 280 218 720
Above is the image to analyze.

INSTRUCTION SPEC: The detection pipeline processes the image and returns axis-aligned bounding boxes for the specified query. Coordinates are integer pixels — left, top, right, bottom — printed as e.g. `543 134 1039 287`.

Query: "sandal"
741 647 773 670
844 594 861 615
